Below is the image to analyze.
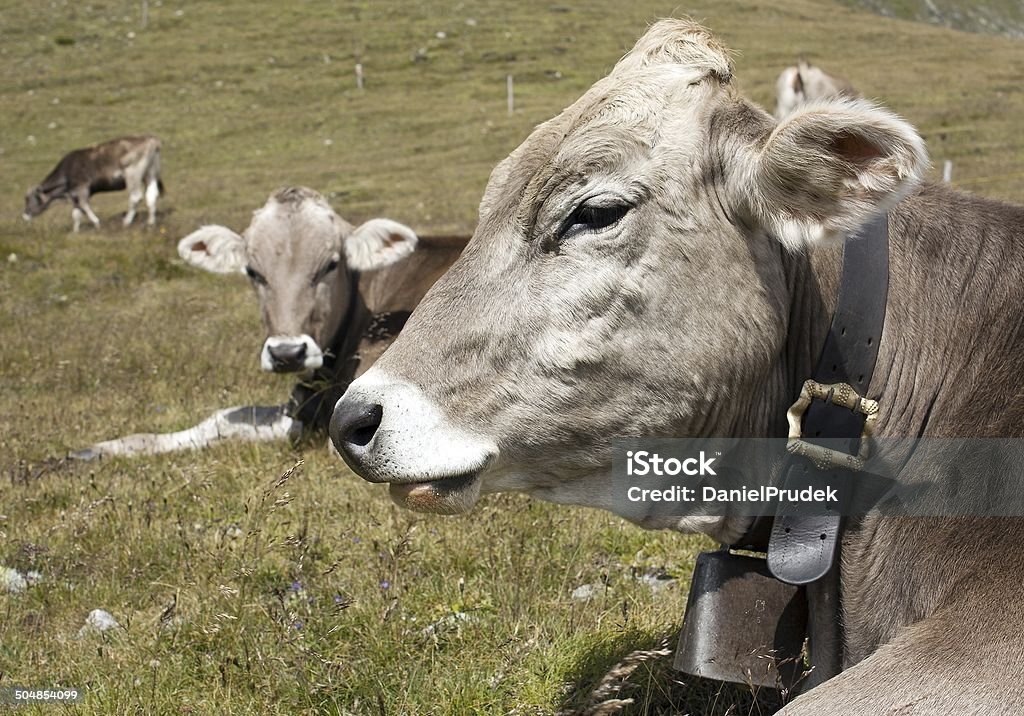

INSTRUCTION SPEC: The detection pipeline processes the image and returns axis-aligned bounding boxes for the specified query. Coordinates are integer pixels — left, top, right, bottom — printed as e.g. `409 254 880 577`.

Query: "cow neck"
320 270 368 379
738 212 890 564
287 271 369 431
729 213 890 689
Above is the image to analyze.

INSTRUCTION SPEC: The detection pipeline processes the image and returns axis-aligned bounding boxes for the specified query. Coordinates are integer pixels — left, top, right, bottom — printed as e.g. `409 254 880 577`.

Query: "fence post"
355 63 364 90
943 160 953 183
507 74 514 114
142 0 148 28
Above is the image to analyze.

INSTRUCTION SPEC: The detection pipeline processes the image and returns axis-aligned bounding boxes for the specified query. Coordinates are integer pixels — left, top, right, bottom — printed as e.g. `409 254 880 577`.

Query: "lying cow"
73 186 465 458
775 59 858 118
331 20 1024 715
23 135 164 232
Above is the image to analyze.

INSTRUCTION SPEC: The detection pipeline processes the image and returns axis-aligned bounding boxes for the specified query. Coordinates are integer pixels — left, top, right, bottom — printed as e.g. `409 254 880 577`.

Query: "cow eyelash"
558 201 632 241
245 266 267 286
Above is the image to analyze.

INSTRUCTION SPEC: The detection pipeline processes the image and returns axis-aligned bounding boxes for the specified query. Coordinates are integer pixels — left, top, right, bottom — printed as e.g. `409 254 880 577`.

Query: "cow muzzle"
261 334 323 373
329 370 496 514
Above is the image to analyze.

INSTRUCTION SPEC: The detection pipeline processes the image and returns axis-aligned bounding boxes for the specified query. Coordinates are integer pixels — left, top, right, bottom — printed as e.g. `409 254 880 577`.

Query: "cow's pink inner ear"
828 132 885 165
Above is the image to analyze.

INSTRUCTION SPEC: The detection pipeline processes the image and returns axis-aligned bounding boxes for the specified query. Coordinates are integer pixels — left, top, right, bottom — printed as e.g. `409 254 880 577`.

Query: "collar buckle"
785 379 879 471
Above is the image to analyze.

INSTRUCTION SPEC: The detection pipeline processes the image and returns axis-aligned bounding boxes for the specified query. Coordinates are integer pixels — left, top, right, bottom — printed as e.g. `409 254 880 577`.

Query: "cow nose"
330 398 383 468
267 342 306 368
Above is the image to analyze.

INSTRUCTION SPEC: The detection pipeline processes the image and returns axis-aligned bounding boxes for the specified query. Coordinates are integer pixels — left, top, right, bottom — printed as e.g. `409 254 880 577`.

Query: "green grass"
1 1 1023 713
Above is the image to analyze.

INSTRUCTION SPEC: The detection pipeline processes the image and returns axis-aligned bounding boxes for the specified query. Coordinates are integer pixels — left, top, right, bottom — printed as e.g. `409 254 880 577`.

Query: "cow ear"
177 225 247 274
344 219 418 272
748 98 928 249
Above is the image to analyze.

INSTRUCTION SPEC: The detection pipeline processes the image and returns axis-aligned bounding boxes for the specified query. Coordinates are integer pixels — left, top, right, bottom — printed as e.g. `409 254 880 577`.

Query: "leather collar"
736 212 890 585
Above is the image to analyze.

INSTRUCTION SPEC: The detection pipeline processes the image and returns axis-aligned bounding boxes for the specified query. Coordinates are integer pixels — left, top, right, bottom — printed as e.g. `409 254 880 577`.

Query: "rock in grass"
571 583 598 601
78 609 121 636
1 566 27 593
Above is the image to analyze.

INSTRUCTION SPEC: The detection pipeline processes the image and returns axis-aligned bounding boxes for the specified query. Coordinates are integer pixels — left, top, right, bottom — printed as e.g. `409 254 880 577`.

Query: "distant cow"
72 186 465 458
23 135 163 232
775 60 858 118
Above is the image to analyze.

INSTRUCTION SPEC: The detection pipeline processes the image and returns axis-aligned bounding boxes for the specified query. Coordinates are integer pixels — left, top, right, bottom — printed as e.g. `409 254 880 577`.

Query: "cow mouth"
387 472 481 514
269 357 323 374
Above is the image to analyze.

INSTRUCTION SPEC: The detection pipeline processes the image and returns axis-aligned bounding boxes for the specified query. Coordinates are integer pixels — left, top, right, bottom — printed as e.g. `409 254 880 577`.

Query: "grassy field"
1 1 1023 713
838 0 1024 38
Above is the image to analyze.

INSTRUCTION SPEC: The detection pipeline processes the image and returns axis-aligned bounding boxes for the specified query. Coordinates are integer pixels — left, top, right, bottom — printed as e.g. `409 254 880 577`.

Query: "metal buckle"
786 379 879 471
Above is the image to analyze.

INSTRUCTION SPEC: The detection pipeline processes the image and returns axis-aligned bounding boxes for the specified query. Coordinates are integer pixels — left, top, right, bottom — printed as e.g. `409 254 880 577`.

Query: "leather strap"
766 212 889 585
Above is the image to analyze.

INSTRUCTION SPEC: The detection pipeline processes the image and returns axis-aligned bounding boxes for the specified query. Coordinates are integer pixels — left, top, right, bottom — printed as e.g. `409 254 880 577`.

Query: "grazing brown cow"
23 135 163 231
73 186 465 458
775 59 858 118
331 20 1024 715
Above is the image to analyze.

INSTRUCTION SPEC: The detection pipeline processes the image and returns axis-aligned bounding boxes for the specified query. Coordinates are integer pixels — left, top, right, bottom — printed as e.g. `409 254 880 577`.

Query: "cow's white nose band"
337 368 496 482
260 334 324 372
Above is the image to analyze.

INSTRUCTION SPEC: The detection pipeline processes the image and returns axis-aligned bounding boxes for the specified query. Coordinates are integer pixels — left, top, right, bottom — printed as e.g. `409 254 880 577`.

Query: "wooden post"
355 63 364 90
507 74 514 115
943 160 953 183
141 0 148 28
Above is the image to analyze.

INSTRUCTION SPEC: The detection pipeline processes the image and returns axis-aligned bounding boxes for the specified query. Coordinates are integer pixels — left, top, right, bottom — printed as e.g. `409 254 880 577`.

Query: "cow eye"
314 258 340 284
245 266 267 286
559 201 631 241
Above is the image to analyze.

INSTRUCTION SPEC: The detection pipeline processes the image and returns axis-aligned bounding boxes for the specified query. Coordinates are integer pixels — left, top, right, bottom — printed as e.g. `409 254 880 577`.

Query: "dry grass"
1 0 1022 713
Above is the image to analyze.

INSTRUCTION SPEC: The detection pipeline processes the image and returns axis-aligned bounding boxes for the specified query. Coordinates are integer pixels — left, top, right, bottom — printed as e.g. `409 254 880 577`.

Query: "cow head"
775 60 857 119
178 186 417 373
23 186 55 220
330 21 926 542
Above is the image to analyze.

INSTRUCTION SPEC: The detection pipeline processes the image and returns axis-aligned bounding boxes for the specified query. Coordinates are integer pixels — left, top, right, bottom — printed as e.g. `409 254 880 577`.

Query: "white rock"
1 566 27 593
79 609 120 636
571 583 597 600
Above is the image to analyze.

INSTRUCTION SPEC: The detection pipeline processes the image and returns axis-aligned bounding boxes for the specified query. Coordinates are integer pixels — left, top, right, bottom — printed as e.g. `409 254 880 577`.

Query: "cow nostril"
268 342 306 366
330 401 383 455
349 422 378 447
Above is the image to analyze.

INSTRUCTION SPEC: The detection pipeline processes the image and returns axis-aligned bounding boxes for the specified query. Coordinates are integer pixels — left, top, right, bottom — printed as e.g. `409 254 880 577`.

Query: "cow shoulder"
358 239 464 314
